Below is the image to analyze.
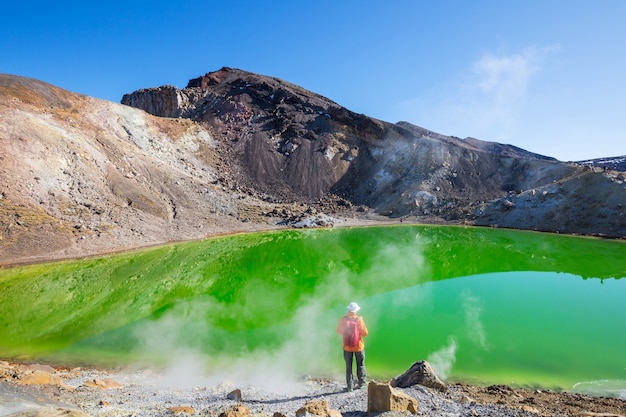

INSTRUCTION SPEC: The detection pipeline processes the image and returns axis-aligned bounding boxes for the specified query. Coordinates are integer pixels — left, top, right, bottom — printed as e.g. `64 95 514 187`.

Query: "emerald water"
0 225 624 397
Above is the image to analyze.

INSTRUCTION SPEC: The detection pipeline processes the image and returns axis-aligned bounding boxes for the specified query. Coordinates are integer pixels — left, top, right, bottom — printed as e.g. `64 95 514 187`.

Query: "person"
336 301 368 391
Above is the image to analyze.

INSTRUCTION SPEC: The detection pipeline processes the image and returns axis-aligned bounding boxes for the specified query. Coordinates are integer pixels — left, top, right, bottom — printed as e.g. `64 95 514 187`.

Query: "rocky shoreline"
1 361 624 417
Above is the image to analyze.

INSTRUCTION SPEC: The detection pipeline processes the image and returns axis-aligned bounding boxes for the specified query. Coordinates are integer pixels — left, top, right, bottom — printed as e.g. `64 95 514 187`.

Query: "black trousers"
343 349 366 388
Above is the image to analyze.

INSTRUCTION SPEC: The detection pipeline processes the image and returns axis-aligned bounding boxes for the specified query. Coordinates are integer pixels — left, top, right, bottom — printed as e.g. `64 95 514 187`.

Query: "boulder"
390 360 447 392
227 388 243 401
295 399 341 417
367 381 418 414
219 404 251 417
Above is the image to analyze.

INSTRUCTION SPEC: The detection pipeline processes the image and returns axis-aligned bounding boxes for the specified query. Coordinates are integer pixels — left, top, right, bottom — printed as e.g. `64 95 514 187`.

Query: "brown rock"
367 381 418 414
459 394 475 404
296 399 329 417
168 406 195 415
295 399 341 417
390 360 447 392
82 378 123 389
0 361 13 378
20 363 56 374
521 404 540 414
219 404 251 417
17 370 63 386
12 406 89 417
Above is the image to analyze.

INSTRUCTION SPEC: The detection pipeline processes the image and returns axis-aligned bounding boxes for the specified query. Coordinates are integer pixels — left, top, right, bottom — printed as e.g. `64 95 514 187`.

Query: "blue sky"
2 1 624 161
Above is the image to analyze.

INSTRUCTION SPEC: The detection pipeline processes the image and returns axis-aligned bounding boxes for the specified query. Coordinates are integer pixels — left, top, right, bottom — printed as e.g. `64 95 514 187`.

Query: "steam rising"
127 234 428 393
461 289 488 349
132 298 337 394
427 337 457 380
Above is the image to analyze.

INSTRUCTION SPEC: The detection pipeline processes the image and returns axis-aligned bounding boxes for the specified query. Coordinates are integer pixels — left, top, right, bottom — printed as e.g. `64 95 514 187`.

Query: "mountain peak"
186 67 252 89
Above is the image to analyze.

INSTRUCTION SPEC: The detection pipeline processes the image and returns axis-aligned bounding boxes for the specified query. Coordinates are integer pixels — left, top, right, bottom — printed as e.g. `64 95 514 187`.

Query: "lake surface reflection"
0 225 624 397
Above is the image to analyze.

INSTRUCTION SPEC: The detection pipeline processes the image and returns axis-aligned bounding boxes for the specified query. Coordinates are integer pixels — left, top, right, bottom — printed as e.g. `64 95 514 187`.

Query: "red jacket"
336 312 369 352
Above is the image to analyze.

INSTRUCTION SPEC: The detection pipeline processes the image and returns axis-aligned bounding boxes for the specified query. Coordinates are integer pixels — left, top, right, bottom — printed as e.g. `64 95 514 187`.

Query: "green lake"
0 225 624 398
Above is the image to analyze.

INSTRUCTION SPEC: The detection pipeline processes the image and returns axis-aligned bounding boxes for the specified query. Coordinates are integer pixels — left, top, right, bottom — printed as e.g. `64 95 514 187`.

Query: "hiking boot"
357 381 365 389
343 386 353 392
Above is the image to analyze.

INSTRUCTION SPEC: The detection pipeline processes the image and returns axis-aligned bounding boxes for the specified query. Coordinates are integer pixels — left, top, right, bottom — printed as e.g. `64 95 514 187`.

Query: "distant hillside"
1 69 625 265
578 156 626 172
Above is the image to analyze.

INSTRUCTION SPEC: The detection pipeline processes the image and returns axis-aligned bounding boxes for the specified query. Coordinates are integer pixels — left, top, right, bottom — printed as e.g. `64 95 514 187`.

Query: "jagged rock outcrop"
120 85 187 118
390 360 447 392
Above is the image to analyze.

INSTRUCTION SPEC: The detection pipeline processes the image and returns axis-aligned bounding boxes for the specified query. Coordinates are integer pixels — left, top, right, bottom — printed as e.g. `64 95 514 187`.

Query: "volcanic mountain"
122 68 626 232
1 68 625 265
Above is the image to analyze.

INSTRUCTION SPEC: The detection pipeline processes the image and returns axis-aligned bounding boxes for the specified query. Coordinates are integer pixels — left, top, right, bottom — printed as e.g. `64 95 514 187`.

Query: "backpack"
343 316 360 348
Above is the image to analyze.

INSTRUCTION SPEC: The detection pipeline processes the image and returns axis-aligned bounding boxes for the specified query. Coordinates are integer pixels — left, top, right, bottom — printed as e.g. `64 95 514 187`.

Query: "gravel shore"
2 363 625 417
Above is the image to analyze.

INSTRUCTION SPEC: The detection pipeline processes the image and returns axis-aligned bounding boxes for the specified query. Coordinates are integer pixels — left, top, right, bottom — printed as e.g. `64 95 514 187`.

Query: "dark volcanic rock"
121 67 626 238
390 360 447 392
122 68 563 210
123 67 385 203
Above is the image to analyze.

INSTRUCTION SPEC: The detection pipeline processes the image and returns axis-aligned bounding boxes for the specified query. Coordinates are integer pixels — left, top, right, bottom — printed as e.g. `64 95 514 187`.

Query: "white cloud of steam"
234 300 338 392
130 295 339 395
461 289 488 350
130 299 216 389
427 337 457 380
127 234 430 394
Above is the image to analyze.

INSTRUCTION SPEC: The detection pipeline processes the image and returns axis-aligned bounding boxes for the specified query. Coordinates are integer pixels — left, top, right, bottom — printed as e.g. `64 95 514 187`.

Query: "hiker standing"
337 301 368 391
